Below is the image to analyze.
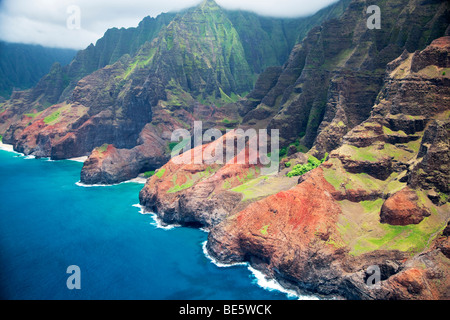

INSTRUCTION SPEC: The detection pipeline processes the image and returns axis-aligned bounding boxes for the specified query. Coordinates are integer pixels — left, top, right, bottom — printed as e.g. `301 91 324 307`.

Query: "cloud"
0 0 338 50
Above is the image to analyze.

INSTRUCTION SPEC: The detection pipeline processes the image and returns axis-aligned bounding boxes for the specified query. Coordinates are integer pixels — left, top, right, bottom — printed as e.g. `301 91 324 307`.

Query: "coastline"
75 176 147 188
0 141 19 154
68 156 88 163
1 148 315 299
0 141 89 164
201 241 319 300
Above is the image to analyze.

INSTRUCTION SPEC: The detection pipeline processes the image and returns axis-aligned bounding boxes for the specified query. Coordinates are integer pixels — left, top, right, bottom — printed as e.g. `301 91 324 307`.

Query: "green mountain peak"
139 0 253 99
199 0 220 9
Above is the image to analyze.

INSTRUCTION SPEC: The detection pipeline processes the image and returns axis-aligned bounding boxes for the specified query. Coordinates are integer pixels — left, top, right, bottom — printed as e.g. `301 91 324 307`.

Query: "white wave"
68 156 88 163
247 266 319 300
24 155 36 160
127 177 147 184
0 142 16 153
202 241 319 300
132 204 180 230
75 176 147 188
199 227 210 233
202 241 248 268
75 181 119 188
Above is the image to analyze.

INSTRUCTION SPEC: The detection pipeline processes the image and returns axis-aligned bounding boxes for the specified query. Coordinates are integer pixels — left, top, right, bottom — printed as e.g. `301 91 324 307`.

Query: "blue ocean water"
0 149 295 300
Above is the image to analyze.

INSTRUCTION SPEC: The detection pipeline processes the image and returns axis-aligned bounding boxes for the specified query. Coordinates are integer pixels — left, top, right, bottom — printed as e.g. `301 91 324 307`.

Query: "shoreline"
2 148 308 300
201 241 319 300
0 141 19 154
75 176 147 188
68 156 88 163
0 141 89 163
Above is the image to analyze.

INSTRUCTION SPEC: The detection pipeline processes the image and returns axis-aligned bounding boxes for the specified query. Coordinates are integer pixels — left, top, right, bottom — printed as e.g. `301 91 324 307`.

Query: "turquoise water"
0 149 293 300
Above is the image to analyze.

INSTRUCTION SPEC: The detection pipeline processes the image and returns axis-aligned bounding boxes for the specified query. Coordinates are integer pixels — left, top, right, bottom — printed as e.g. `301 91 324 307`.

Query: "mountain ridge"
0 0 350 170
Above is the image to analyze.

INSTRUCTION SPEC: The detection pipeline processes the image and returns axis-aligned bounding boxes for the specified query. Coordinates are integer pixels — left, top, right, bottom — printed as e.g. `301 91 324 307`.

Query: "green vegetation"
230 175 267 200
237 168 259 184
43 110 61 125
169 138 190 156
24 112 42 119
383 126 407 137
285 162 291 168
197 166 218 179
360 199 384 213
168 142 179 152
0 134 2 142
222 179 232 190
144 171 155 178
155 168 166 179
167 180 194 193
337 193 448 257
260 224 270 235
97 144 109 154
287 154 328 178
439 192 449 203
279 139 310 158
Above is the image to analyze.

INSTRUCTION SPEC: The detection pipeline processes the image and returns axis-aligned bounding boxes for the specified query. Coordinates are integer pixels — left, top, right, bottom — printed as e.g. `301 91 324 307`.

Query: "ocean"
0 148 299 300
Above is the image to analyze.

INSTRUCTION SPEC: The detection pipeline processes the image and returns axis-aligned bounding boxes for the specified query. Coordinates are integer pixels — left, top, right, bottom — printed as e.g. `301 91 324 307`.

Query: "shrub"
286 153 328 178
44 110 61 124
155 168 166 179
97 144 109 154
144 171 155 178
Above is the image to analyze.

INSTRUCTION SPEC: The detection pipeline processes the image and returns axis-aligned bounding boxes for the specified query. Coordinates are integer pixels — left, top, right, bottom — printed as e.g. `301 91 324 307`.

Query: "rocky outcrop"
138 130 269 227
80 126 169 185
408 119 450 195
380 187 431 226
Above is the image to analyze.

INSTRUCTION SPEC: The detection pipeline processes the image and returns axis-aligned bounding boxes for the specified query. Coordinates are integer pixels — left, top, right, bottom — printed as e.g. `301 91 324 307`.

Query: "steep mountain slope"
78 0 351 184
0 0 351 184
0 12 176 132
0 42 76 99
226 0 351 74
237 0 450 157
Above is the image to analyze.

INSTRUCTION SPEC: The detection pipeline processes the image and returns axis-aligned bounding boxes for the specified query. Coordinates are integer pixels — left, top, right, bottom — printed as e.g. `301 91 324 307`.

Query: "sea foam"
132 204 180 230
202 241 319 300
75 177 147 188
202 241 247 268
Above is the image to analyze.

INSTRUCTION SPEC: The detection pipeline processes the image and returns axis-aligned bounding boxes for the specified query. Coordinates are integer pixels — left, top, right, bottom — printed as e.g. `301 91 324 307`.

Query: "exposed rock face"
380 187 431 226
436 221 450 259
80 124 169 185
233 0 449 154
139 130 268 227
408 119 450 194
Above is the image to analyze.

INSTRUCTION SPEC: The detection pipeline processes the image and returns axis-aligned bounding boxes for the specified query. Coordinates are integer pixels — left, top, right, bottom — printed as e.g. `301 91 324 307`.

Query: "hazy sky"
0 0 338 50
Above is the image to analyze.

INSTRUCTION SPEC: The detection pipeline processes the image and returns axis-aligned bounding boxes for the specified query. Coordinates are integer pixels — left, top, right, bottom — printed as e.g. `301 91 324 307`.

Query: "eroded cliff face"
141 38 450 299
235 0 450 156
